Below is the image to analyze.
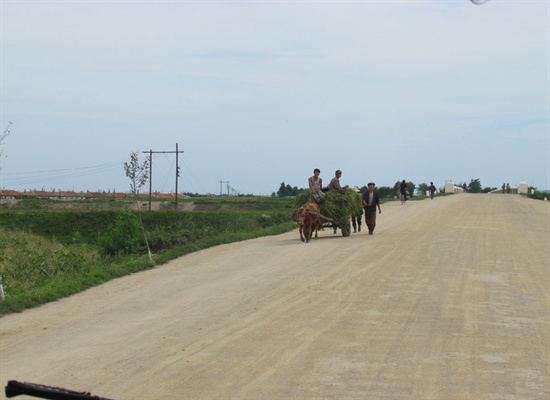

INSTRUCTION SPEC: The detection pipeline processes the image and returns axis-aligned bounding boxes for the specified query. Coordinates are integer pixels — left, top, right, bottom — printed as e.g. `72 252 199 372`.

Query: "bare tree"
1 122 13 189
124 151 149 195
124 151 153 263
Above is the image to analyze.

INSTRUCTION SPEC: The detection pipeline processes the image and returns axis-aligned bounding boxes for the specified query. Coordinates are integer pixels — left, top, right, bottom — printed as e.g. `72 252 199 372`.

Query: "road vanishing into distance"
1 194 549 399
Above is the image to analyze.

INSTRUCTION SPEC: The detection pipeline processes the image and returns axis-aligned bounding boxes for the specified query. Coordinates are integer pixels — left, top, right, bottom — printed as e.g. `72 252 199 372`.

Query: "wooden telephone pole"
143 143 184 210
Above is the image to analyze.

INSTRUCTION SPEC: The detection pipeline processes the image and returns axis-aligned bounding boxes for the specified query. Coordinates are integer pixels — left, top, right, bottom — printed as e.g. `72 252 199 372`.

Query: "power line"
2 160 125 188
142 144 184 210
157 153 175 193
5 161 123 176
180 154 209 194
219 180 230 196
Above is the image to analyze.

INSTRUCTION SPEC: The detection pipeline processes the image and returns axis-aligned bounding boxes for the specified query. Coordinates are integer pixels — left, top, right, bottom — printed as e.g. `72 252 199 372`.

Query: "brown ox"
292 202 321 243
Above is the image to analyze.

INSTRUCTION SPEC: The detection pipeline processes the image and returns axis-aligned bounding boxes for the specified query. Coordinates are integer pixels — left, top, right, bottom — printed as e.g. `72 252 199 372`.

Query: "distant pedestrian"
429 182 436 199
399 180 407 204
506 183 510 194
362 182 382 235
502 183 506 193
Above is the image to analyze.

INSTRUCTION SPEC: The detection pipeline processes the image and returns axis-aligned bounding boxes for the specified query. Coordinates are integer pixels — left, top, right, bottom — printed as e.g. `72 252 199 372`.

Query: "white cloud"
1 1 548 193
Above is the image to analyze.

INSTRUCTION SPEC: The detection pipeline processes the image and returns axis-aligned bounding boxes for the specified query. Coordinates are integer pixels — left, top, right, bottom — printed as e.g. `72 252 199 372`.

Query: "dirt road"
1 194 548 400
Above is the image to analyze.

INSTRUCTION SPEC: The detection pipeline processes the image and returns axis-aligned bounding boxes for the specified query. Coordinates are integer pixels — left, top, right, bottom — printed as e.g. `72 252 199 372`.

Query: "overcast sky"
1 0 548 195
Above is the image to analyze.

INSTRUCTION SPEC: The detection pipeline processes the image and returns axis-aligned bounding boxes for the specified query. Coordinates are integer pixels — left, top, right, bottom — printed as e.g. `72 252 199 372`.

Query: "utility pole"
0 122 12 190
147 150 152 210
143 144 184 210
219 180 230 196
175 143 181 209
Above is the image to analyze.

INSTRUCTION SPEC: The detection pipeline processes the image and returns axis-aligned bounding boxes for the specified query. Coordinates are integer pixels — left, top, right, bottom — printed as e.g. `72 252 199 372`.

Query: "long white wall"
446 181 530 194
444 182 464 194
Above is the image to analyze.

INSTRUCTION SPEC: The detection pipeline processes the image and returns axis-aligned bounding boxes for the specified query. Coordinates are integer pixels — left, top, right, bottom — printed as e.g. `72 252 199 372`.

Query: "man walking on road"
429 182 436 199
362 182 382 235
399 180 408 204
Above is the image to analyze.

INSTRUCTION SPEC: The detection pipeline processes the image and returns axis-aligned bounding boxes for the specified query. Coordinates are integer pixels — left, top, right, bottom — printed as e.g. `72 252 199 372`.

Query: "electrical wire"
180 154 209 194
2 160 125 188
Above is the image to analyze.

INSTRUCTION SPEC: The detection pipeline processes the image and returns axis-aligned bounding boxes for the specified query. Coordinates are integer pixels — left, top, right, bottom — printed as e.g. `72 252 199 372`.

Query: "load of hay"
294 188 363 235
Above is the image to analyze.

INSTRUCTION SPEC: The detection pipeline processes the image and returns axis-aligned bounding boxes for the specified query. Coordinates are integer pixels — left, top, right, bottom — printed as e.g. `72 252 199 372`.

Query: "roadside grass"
0 228 104 314
188 196 295 211
0 201 296 316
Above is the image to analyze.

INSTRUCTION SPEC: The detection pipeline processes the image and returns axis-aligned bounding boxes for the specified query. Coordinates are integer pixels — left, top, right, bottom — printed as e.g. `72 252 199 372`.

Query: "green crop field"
0 197 296 315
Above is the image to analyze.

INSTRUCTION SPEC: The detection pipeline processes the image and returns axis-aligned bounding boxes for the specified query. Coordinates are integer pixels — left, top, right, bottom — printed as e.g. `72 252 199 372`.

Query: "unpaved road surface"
1 194 549 400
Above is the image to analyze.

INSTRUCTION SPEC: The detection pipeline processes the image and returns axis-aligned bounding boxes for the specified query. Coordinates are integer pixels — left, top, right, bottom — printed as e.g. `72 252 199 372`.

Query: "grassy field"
0 196 296 315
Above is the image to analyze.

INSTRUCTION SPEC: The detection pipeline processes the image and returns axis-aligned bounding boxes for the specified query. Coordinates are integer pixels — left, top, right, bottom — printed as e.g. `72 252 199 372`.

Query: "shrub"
97 210 145 256
146 221 194 252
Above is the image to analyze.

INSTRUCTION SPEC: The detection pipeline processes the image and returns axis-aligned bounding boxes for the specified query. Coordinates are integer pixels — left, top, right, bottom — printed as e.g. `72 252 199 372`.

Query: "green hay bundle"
294 189 363 227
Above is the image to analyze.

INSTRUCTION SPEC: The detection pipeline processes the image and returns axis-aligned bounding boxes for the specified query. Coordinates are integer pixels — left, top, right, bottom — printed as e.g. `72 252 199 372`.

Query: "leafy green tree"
277 182 288 197
291 185 304 196
276 182 304 197
286 184 293 196
377 186 395 198
468 179 482 193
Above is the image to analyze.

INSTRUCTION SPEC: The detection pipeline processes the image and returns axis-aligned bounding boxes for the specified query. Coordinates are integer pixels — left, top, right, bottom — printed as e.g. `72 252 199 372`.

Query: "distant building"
517 182 529 194
444 182 464 194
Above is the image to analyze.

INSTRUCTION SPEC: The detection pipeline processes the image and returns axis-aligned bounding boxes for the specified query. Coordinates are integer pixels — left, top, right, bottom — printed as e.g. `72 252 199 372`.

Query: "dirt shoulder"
1 194 548 399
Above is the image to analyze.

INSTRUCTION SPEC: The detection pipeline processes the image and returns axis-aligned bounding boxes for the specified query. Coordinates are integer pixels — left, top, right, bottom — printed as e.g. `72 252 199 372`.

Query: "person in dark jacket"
429 182 436 199
362 182 382 235
399 179 408 204
351 208 363 233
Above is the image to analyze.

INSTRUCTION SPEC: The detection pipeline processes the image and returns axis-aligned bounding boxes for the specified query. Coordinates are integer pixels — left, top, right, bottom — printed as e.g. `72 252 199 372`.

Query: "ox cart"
294 188 363 238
